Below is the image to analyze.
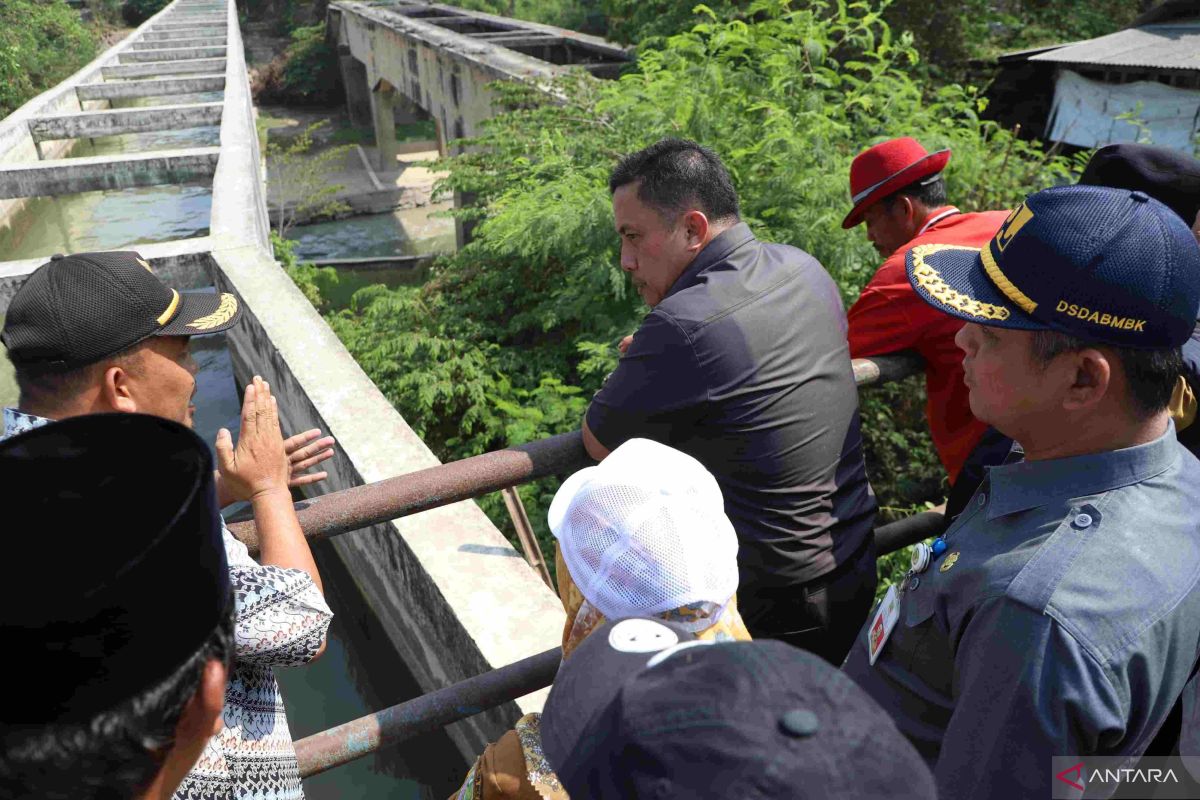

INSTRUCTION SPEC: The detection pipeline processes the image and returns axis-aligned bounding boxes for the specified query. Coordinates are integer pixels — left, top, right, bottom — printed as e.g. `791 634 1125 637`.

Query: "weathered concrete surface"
102 58 227 78
119 46 227 63
76 74 226 101
29 102 222 142
0 147 219 199
142 28 227 42
132 36 226 50
150 21 228 30
210 245 563 762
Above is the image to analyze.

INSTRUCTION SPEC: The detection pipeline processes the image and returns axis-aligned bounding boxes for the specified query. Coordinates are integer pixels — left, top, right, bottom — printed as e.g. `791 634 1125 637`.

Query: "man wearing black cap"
0 414 235 800
537 617 936 798
1079 143 1200 460
0 252 333 800
842 186 1200 799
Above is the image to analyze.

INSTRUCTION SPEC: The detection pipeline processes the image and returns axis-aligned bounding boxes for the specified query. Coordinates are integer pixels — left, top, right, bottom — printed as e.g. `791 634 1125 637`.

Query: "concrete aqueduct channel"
0 0 563 763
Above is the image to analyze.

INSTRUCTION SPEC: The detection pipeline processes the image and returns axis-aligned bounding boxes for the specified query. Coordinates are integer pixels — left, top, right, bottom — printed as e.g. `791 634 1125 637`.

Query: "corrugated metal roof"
1028 22 1200 70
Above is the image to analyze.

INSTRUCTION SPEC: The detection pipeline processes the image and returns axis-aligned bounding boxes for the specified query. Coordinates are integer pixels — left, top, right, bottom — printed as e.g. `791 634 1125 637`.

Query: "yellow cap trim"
156 289 180 326
187 293 238 331
980 243 1038 314
910 244 1010 322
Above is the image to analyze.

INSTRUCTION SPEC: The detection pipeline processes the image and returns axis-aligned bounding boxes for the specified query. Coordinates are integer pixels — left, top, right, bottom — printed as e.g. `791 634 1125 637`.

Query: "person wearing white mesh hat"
448 438 751 800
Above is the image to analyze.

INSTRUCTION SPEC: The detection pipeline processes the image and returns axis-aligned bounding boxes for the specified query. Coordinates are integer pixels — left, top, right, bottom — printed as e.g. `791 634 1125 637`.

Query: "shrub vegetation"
286 0 1086 585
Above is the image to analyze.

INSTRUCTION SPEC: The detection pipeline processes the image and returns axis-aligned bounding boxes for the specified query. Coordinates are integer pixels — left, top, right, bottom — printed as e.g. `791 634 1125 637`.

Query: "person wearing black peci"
0 414 234 799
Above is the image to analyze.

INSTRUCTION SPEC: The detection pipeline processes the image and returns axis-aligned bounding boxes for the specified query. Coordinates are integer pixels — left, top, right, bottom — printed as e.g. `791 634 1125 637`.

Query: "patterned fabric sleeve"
222 524 332 666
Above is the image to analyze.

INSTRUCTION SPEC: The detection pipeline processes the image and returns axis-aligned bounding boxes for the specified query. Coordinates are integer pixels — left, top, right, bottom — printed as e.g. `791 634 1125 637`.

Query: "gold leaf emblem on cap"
911 244 1011 322
187 294 238 331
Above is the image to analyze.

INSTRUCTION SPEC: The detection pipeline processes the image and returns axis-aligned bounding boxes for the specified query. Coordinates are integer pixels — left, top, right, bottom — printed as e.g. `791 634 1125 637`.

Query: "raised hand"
215 376 290 503
284 429 336 488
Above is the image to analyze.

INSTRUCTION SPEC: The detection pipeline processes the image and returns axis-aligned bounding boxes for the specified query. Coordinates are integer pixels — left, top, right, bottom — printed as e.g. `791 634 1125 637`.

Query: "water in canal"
0 93 221 262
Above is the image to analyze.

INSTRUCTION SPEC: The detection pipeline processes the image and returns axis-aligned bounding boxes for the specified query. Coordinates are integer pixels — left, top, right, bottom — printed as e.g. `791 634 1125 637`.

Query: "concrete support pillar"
369 80 399 172
339 54 372 128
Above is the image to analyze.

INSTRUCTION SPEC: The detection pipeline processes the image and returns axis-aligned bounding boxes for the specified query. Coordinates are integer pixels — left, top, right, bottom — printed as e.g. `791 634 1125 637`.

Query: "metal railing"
270 352 927 778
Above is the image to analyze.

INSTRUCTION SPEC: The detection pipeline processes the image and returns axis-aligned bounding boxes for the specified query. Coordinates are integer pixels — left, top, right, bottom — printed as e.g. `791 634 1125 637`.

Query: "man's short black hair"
11 343 144 412
609 138 740 224
882 174 947 211
1031 330 1183 418
0 608 233 799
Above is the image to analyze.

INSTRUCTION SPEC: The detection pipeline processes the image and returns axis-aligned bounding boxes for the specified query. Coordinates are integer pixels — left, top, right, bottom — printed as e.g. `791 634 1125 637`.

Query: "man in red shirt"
843 137 1009 486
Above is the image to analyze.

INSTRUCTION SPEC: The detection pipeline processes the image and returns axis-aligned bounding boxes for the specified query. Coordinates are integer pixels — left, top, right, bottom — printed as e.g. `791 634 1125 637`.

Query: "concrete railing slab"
150 21 228 30
0 147 220 199
28 102 223 142
132 37 226 50
76 75 226 101
120 46 228 63
142 28 227 41
102 58 227 78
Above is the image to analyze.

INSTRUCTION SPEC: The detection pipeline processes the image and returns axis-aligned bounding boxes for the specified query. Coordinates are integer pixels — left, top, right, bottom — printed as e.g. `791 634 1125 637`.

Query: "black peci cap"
1 413 232 723
1079 143 1200 225
1 251 242 371
541 618 936 799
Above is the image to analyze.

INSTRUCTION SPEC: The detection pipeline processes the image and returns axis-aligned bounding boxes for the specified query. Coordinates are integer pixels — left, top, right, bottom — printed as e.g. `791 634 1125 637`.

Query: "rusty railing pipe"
294 645 563 779
228 429 592 555
227 353 924 554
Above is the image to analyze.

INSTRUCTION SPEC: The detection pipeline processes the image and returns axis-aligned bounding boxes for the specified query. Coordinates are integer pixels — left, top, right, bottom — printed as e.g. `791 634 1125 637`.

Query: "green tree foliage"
121 0 170 25
439 0 606 34
288 0 1081 564
253 24 343 106
0 0 98 118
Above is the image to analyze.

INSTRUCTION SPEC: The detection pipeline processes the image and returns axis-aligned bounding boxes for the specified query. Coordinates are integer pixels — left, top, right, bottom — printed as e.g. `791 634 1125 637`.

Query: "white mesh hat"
548 438 739 620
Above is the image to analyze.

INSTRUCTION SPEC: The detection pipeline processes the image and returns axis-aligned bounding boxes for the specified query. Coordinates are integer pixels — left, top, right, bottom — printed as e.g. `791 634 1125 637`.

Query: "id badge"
867 584 901 665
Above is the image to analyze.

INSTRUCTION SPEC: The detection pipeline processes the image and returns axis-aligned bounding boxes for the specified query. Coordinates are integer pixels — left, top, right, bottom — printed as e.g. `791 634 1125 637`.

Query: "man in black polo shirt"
582 138 878 664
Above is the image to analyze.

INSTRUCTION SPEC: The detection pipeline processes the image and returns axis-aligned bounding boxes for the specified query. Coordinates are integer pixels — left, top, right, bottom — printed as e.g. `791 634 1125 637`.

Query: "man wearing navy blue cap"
842 185 1200 799
540 617 936 799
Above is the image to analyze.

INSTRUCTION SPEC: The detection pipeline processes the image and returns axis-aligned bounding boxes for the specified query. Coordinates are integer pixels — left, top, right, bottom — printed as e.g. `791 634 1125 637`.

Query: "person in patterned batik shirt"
0 251 335 800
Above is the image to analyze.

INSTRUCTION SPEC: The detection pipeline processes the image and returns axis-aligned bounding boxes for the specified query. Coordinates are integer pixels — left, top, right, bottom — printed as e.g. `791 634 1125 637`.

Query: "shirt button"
1074 512 1093 528
977 493 987 507
909 576 921 590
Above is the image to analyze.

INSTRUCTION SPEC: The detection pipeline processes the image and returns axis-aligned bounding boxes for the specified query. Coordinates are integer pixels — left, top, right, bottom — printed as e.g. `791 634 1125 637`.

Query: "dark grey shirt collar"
985 422 1180 520
663 222 757 302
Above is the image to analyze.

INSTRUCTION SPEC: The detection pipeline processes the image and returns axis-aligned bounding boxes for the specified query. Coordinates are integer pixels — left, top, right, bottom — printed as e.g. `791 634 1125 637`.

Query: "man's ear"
682 210 711 251
1062 348 1112 413
102 365 138 413
143 658 227 800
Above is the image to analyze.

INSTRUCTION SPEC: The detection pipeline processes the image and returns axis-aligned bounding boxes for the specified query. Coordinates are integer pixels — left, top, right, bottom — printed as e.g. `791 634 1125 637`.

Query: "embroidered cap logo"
995 204 1034 253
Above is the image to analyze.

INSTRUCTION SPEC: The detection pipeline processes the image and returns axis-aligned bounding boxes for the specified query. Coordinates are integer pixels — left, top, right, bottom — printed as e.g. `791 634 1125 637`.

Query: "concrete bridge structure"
329 0 630 243
0 0 565 765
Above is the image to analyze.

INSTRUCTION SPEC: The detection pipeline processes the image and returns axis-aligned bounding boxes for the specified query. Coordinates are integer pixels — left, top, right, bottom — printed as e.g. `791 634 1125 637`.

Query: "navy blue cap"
906 185 1200 348
541 618 935 799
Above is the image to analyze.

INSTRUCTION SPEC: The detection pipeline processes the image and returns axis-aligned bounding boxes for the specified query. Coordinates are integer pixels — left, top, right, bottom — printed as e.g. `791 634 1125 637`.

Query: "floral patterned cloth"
2 408 334 800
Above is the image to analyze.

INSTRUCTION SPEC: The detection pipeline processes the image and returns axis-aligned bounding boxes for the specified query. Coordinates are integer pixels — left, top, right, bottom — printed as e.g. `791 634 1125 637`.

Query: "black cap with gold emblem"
1 250 242 370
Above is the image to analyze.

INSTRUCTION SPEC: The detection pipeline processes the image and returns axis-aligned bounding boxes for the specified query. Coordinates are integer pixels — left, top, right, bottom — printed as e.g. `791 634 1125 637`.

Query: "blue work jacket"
844 424 1200 799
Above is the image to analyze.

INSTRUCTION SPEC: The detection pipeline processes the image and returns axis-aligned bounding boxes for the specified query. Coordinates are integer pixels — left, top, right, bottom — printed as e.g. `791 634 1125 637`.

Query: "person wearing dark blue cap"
841 184 1200 799
540 617 936 798
0 414 234 799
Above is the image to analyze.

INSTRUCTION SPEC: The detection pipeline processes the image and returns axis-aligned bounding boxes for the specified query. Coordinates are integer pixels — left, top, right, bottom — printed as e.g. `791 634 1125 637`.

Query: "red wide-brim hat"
842 137 951 229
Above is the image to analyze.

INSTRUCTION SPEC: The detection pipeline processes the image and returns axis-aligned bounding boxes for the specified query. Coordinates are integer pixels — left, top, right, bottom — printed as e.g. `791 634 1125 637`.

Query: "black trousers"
739 539 878 666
